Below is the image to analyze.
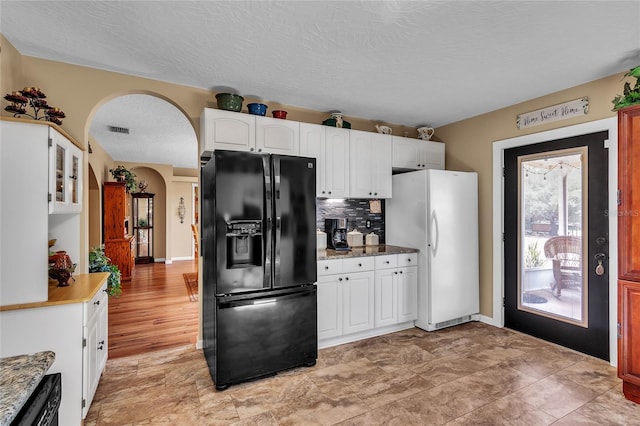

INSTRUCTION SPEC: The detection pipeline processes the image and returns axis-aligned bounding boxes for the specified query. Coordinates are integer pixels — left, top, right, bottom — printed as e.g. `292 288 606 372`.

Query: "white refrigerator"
386 169 479 331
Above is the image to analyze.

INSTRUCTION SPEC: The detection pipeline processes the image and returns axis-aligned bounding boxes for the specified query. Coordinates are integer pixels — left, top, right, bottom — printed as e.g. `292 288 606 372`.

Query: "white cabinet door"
49 128 83 214
342 271 375 335
83 318 99 418
375 268 397 327
397 266 418 323
349 130 392 198
371 134 393 198
421 141 445 170
96 290 109 375
299 123 324 196
392 136 422 170
317 275 343 340
201 108 255 153
256 116 299 155
324 127 350 198
349 130 374 198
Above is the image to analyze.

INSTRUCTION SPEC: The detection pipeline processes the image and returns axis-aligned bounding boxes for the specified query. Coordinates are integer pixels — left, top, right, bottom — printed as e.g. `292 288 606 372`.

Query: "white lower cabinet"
318 253 417 347
317 258 375 341
374 253 418 327
0 277 109 425
83 285 109 417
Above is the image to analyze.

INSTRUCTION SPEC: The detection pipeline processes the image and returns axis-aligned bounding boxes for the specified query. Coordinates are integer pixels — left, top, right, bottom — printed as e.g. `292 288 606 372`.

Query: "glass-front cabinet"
132 192 154 264
48 128 82 214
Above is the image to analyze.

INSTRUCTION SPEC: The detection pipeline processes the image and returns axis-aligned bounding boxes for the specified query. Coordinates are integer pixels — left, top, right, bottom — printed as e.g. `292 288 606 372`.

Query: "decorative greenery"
525 241 546 269
88 245 122 297
109 165 136 192
612 65 640 111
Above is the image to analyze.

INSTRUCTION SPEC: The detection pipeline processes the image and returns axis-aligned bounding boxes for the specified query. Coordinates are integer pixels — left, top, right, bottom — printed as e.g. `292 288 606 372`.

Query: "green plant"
525 241 545 269
612 65 640 111
89 245 122 296
109 164 137 192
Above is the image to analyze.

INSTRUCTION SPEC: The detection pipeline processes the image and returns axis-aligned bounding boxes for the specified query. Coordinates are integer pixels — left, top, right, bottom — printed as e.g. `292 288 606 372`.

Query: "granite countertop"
0 351 55 425
318 244 418 260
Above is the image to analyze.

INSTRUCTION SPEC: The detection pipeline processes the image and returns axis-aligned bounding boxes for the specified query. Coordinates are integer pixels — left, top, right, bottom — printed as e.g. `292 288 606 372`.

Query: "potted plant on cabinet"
88 245 122 296
612 65 640 110
109 165 137 192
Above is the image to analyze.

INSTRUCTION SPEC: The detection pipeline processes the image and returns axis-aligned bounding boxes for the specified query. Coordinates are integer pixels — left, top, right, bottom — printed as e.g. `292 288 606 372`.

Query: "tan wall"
0 35 22 100
436 73 630 317
171 179 198 259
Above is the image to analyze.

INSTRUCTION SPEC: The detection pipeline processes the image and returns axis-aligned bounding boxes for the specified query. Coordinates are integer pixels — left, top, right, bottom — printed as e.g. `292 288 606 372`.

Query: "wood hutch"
103 182 135 281
617 103 640 404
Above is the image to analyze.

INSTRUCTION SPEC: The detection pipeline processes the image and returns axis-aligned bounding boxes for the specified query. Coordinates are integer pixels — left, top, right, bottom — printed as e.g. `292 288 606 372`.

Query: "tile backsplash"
316 199 385 244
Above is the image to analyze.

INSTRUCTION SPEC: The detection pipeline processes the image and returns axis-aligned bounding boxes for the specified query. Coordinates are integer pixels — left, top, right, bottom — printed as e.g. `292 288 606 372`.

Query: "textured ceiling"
2 1 639 169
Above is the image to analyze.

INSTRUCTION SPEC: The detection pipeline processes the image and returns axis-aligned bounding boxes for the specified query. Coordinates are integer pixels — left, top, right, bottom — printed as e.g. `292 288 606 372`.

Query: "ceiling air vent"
108 125 130 134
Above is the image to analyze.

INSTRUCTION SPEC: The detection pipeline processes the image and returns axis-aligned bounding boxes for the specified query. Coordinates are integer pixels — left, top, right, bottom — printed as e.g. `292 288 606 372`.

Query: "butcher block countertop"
0 272 109 312
0 350 55 425
318 244 418 260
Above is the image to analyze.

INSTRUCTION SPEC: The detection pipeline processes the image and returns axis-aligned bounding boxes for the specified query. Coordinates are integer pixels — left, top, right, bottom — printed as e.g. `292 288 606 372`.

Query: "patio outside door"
504 131 609 360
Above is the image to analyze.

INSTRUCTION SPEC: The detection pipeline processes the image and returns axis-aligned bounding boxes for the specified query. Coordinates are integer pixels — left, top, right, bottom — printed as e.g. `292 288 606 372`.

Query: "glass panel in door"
55 144 65 202
518 147 587 326
71 153 79 204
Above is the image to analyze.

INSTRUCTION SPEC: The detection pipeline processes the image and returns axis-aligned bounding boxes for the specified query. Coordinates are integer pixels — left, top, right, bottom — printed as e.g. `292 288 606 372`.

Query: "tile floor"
85 322 640 425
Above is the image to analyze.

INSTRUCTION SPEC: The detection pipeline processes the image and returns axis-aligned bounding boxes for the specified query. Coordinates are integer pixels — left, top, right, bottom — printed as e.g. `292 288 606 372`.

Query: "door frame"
491 117 618 366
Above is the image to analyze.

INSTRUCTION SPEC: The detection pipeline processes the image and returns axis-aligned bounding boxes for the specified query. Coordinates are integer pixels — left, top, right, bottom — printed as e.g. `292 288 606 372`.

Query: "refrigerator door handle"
430 210 439 257
273 156 282 284
263 155 273 287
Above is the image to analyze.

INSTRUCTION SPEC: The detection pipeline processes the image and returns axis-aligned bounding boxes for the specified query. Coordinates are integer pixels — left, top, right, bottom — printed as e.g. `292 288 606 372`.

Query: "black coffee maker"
325 218 351 251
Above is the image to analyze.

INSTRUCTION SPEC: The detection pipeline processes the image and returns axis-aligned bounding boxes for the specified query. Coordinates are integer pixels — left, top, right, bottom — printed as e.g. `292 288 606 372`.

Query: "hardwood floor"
107 260 199 359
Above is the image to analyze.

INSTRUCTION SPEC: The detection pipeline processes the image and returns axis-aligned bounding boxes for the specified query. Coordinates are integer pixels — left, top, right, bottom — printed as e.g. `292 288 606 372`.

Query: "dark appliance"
325 218 351 251
201 150 318 390
11 373 61 426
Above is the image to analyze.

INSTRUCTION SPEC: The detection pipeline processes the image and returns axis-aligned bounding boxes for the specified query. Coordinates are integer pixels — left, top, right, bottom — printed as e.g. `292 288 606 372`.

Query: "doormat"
523 293 547 304
183 272 198 302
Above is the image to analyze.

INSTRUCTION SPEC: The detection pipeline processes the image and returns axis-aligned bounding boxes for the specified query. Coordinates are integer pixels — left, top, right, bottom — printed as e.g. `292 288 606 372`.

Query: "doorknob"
595 253 606 276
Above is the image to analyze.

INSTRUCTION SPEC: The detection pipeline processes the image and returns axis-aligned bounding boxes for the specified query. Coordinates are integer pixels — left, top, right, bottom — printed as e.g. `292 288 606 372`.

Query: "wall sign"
517 97 589 129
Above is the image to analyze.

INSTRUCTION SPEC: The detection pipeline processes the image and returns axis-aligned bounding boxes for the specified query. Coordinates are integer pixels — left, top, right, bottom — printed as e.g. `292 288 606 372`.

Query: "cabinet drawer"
375 255 398 270
84 283 108 324
343 257 375 273
398 253 418 267
318 259 343 276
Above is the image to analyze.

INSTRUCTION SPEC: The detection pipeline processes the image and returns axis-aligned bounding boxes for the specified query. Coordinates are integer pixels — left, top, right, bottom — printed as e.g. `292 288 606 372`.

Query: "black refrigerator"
200 149 318 390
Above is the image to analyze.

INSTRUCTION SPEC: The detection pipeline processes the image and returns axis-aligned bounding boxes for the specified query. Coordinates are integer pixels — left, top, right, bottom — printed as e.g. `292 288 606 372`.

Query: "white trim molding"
492 117 618 366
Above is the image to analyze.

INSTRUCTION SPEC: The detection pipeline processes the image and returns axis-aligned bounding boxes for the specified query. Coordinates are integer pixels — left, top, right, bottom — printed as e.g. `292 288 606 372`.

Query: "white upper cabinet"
301 124 350 199
392 136 445 171
201 108 255 152
324 127 350 198
349 130 392 198
49 128 83 214
256 116 299 155
201 108 299 155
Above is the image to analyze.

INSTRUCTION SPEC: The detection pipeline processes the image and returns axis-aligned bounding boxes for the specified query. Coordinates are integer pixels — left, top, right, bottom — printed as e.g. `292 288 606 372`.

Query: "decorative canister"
316 229 327 250
365 232 379 246
347 229 363 247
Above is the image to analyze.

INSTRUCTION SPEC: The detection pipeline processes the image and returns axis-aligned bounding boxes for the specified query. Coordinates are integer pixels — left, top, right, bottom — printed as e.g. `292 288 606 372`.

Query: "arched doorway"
87 93 199 358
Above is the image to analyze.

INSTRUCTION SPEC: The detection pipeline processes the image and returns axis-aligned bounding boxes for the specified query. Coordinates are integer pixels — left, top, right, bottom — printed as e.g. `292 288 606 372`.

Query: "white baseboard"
195 340 203 350
171 256 194 262
318 322 415 349
477 314 498 327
